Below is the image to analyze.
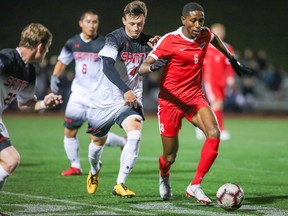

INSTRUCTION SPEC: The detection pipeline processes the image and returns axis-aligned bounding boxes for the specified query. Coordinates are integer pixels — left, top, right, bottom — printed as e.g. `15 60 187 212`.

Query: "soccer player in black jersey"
0 23 63 191
85 1 160 198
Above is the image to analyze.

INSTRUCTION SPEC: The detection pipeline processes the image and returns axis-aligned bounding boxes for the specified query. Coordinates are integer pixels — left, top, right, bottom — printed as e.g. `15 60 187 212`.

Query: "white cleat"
186 184 211 204
220 130 231 141
159 174 172 200
195 127 205 140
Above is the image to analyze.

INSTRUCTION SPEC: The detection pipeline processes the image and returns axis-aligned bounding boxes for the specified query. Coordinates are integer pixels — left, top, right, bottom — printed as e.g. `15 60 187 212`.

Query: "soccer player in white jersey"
85 1 160 198
50 10 127 176
0 23 63 191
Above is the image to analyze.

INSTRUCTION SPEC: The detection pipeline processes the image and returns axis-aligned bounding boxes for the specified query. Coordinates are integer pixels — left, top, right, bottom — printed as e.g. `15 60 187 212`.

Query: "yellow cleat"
86 162 102 194
112 183 135 198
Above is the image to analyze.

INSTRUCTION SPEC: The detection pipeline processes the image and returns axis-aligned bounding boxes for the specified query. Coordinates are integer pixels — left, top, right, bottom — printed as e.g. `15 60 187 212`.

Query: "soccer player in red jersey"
139 2 250 203
196 23 235 141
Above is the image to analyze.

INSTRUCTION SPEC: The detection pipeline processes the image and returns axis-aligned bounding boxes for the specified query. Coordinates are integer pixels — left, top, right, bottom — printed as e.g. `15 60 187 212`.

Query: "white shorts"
86 103 144 137
64 92 88 129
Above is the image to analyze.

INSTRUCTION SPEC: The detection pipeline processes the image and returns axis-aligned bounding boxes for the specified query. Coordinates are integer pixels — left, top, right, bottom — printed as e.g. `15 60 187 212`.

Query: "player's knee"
166 154 177 165
5 155 20 173
64 128 78 137
206 127 220 138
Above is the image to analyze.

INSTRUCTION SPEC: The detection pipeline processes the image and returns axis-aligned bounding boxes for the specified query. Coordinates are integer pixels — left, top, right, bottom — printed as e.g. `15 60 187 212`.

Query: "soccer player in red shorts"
139 2 250 204
196 23 236 141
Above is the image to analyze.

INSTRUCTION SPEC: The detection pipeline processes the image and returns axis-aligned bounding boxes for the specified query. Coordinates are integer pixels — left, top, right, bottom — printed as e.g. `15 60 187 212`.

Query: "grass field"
0 113 288 216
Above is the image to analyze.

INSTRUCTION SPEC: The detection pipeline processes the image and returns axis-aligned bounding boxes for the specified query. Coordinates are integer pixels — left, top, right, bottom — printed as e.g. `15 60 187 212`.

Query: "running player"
139 2 251 203
0 23 62 190
196 23 235 141
85 0 160 198
50 9 126 176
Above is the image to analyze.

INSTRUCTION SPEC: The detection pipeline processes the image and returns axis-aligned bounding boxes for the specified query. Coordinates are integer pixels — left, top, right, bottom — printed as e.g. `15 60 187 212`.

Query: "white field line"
0 191 154 215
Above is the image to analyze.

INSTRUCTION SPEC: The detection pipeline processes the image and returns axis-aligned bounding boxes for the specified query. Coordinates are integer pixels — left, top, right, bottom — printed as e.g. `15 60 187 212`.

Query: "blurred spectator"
263 63 283 92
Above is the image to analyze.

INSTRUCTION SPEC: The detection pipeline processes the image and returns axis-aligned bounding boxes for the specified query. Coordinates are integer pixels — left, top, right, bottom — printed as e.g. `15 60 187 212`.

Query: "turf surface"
1 113 287 215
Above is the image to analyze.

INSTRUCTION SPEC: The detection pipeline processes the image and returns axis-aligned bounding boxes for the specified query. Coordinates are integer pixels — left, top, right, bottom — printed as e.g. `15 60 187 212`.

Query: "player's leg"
159 135 178 200
0 143 20 190
104 132 126 150
112 113 143 198
61 98 86 176
207 83 230 140
86 106 114 194
86 134 106 194
186 106 220 204
158 106 182 200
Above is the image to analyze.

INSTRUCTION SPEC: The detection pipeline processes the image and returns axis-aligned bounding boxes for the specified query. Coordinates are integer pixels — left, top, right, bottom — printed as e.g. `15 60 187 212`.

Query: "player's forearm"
138 62 151 75
52 61 66 76
211 34 233 60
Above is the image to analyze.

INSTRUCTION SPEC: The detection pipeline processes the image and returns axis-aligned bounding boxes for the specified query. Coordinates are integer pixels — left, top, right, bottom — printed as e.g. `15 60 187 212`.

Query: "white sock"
116 130 141 184
0 165 10 191
64 136 81 169
88 141 104 175
105 132 126 147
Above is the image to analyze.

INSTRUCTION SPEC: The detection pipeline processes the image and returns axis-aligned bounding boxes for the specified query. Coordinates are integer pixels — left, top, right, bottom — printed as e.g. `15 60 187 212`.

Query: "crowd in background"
6 48 286 114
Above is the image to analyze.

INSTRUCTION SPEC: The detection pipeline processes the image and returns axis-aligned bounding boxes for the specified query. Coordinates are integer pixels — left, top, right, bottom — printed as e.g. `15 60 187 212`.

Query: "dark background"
0 0 287 72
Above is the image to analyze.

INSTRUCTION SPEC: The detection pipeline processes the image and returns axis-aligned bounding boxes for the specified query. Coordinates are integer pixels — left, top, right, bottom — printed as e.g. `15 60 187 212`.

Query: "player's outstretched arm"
211 32 254 77
139 56 168 76
18 93 63 111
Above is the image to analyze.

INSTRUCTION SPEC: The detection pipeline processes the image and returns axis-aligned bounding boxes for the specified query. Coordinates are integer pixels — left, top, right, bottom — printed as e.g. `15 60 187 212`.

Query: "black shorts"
0 135 11 151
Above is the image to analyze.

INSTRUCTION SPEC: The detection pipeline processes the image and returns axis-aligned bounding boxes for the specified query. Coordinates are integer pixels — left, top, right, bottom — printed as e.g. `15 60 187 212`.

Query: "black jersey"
0 48 36 112
98 27 152 100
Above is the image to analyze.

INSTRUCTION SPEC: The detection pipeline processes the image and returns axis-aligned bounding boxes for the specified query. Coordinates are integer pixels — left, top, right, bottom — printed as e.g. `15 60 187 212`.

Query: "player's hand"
147 35 161 48
50 75 60 93
124 90 138 108
229 57 254 77
149 58 169 72
43 93 63 108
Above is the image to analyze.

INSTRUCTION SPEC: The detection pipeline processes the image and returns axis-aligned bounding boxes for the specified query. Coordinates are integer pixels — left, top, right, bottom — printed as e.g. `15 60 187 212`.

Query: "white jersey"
88 27 153 109
58 33 105 103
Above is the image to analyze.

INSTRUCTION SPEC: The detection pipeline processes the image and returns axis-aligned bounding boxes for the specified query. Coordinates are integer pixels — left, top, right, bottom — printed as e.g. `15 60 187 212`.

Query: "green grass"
1 113 288 215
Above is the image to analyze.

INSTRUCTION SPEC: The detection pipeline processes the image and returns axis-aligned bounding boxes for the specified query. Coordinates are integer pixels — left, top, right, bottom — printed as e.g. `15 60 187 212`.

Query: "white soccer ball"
216 183 245 211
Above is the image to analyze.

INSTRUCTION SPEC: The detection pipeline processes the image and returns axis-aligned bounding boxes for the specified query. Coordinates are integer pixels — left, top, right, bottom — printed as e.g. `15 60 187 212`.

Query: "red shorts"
158 96 209 137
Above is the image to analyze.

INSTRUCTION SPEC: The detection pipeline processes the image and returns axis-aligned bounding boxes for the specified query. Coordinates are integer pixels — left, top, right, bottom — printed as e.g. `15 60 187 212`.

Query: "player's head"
181 2 205 39
122 1 147 39
79 9 99 39
211 23 226 40
19 23 52 62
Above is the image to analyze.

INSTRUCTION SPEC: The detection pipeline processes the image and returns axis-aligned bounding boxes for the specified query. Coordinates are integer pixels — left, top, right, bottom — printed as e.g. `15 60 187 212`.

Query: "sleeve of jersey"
102 56 131 93
148 35 171 60
58 40 74 65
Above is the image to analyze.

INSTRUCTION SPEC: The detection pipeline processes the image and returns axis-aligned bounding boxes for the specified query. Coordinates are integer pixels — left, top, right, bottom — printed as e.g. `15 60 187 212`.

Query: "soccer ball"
216 183 244 211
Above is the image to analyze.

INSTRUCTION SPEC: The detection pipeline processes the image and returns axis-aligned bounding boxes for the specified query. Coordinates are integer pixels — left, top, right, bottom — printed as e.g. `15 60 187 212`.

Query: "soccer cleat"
112 183 135 198
159 174 172 200
61 167 82 176
186 184 211 204
195 127 205 140
220 130 231 141
86 161 102 194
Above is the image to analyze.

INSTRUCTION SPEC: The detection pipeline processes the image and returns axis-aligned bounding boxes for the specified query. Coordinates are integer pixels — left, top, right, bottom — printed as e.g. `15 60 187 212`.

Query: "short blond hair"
123 1 147 18
18 23 52 49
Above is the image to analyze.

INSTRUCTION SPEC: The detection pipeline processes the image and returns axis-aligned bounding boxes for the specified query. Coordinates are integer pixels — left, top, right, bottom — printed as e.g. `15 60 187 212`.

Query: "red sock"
214 110 224 131
192 138 220 185
159 155 171 177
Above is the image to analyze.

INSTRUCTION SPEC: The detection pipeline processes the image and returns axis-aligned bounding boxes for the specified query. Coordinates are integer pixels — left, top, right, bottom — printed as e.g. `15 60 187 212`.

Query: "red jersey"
149 27 212 108
203 43 234 89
